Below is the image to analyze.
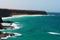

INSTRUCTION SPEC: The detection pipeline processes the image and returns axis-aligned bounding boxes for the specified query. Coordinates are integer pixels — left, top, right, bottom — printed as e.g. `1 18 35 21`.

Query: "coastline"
0 9 47 17
2 15 50 19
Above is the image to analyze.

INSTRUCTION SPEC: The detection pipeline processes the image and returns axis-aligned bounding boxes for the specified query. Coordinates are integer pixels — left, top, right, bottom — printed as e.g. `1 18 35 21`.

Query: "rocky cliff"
0 9 47 17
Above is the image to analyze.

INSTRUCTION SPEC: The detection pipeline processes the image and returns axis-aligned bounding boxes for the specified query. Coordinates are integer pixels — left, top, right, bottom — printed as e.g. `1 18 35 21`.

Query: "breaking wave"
0 23 21 30
0 16 23 40
2 15 56 19
48 32 60 35
1 32 22 40
10 23 20 30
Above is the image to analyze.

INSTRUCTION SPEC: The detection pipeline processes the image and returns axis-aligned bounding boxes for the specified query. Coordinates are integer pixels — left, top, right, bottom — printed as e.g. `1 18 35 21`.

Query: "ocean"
2 13 60 40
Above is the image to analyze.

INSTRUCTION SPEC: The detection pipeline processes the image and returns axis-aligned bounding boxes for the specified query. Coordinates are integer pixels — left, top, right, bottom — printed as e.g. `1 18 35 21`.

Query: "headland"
0 8 47 17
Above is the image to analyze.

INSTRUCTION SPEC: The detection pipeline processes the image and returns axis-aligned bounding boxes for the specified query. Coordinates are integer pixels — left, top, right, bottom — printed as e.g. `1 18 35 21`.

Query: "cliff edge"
0 9 47 17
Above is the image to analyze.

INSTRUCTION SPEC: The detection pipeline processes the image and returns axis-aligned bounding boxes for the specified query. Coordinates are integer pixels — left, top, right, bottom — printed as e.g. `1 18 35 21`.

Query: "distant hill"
0 9 47 17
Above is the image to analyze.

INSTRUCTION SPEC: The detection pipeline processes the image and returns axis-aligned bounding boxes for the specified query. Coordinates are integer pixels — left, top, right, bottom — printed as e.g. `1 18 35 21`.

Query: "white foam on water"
1 35 11 39
0 29 5 31
13 33 22 36
1 32 22 39
0 23 21 30
1 23 11 26
10 23 20 30
2 15 56 19
48 32 60 35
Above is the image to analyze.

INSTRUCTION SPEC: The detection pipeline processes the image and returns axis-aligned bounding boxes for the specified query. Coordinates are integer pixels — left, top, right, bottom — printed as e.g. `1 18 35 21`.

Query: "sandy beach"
2 15 50 19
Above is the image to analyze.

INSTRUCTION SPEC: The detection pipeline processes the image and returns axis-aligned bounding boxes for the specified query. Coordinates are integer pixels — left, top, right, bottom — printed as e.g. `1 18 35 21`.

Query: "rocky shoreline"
0 31 22 40
0 8 47 40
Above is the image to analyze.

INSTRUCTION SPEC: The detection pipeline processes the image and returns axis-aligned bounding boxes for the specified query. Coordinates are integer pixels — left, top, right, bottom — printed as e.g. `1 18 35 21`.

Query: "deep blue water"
2 13 60 40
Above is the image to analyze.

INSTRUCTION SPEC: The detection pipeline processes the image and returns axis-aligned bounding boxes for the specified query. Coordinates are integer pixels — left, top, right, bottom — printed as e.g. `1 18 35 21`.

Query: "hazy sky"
0 0 60 12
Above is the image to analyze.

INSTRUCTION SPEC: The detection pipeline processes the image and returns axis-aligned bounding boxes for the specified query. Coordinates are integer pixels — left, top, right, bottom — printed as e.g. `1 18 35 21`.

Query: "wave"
6 23 21 30
10 23 20 30
1 32 22 39
2 15 56 19
0 23 20 30
48 32 60 35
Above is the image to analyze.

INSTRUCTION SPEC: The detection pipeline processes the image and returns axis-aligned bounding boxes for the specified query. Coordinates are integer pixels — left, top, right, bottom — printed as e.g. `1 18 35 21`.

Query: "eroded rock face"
0 17 14 30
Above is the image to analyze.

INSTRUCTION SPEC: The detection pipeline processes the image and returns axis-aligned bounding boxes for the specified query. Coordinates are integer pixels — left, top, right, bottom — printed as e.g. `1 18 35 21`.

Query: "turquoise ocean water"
2 13 60 40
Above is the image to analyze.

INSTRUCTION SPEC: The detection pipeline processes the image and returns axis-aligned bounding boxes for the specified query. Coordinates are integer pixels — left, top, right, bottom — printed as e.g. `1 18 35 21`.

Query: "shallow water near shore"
2 13 60 40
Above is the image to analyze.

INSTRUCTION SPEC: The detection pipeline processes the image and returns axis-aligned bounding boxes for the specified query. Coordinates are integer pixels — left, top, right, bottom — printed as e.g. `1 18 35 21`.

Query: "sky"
0 0 60 12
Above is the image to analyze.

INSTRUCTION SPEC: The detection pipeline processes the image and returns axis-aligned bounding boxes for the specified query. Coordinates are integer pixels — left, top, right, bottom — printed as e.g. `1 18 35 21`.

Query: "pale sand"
2 15 54 19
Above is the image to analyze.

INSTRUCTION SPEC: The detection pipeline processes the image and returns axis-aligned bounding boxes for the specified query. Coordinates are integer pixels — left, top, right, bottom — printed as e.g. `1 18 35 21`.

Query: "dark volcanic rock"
0 9 47 17
10 34 15 36
0 9 11 17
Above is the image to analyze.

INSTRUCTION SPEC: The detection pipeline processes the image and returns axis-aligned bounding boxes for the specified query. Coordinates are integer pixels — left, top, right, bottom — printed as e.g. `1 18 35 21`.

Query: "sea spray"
10 23 20 30
0 32 22 40
0 17 22 40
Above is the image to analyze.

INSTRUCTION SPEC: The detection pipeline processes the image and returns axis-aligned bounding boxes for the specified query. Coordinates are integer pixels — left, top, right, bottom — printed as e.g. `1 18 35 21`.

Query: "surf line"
0 31 22 40
0 17 22 40
48 32 60 35
2 15 55 19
